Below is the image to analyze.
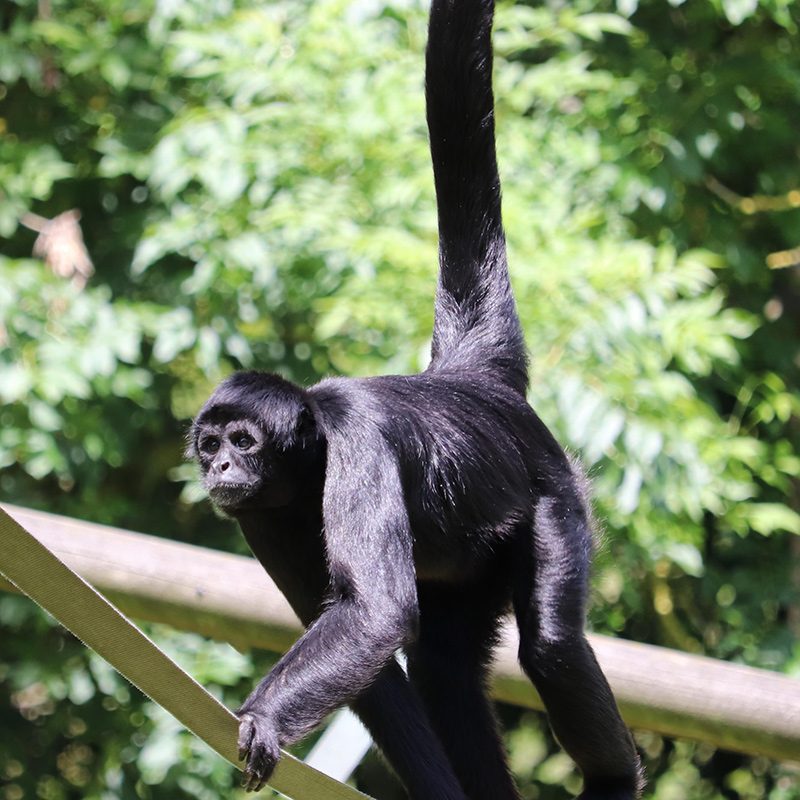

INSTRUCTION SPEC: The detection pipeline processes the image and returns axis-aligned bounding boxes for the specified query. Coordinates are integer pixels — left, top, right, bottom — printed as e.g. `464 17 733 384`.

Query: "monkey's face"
193 417 269 509
189 370 323 512
191 414 318 511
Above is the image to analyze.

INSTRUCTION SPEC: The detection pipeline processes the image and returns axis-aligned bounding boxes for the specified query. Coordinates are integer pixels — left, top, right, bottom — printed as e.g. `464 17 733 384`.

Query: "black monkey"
189 1 644 798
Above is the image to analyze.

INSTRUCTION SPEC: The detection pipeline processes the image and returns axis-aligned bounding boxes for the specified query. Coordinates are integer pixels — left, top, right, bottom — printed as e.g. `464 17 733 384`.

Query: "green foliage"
1 0 799 797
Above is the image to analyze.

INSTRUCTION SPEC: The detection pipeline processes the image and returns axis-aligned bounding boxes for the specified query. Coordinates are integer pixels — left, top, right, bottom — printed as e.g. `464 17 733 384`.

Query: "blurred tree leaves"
1 0 799 797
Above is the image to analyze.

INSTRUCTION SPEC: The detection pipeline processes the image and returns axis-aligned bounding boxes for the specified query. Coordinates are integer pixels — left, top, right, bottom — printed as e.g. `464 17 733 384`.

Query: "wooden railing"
2 504 799 763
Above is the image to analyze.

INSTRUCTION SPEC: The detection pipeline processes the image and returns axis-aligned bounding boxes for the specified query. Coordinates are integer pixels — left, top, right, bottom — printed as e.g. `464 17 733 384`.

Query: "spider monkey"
189 1 644 797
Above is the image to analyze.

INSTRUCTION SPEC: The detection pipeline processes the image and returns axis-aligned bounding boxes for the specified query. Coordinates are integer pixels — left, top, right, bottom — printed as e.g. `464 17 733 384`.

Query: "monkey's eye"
200 436 220 454
232 433 254 450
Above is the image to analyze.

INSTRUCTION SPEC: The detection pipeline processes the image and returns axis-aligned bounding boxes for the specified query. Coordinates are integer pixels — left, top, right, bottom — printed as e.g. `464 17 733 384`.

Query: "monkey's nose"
219 461 230 472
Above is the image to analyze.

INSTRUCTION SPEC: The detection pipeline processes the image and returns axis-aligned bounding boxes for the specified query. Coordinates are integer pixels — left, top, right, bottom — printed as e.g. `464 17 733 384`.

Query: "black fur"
189 1 644 797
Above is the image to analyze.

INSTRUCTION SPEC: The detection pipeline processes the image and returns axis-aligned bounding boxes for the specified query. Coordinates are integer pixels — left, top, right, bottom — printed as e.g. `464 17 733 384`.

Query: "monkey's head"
188 371 323 512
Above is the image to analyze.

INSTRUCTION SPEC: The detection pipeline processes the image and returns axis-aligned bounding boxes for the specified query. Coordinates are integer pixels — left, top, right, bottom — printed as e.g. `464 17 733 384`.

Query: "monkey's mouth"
207 480 260 507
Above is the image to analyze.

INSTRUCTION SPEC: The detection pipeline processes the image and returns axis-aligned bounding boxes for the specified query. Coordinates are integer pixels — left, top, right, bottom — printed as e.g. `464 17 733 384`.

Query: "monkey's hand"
237 710 281 792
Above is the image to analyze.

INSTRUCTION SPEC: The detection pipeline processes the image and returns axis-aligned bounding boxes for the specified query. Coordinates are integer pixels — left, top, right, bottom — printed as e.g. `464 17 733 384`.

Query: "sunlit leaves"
0 146 73 236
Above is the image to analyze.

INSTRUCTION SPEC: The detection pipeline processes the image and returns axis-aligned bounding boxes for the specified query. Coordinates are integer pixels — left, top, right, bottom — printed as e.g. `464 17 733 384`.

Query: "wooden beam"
2 504 799 763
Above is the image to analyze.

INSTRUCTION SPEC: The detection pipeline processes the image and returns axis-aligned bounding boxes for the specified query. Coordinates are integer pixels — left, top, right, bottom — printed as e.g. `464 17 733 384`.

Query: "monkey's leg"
513 498 643 799
407 582 521 800
352 659 467 800
240 514 466 800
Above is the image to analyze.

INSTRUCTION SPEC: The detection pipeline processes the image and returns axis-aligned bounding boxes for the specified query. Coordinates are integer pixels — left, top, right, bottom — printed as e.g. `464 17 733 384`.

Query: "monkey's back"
310 373 579 581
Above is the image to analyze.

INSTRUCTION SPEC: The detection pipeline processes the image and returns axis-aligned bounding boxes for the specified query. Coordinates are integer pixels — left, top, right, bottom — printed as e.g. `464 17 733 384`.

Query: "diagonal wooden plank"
0 506 372 800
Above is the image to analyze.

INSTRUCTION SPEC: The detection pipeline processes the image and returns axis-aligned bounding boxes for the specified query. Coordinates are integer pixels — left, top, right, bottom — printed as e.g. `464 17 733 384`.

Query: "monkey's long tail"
425 0 527 393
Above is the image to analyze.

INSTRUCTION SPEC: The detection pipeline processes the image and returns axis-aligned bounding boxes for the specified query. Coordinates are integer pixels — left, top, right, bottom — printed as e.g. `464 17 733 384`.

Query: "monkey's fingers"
243 765 263 793
237 713 280 792
243 742 277 792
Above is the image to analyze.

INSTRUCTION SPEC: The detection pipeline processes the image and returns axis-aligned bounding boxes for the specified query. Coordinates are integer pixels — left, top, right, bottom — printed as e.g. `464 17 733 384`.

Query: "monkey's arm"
239 508 465 799
237 434 418 792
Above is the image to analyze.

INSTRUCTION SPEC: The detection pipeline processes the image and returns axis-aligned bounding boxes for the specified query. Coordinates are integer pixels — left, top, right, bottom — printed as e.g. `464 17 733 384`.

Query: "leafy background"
1 0 799 797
